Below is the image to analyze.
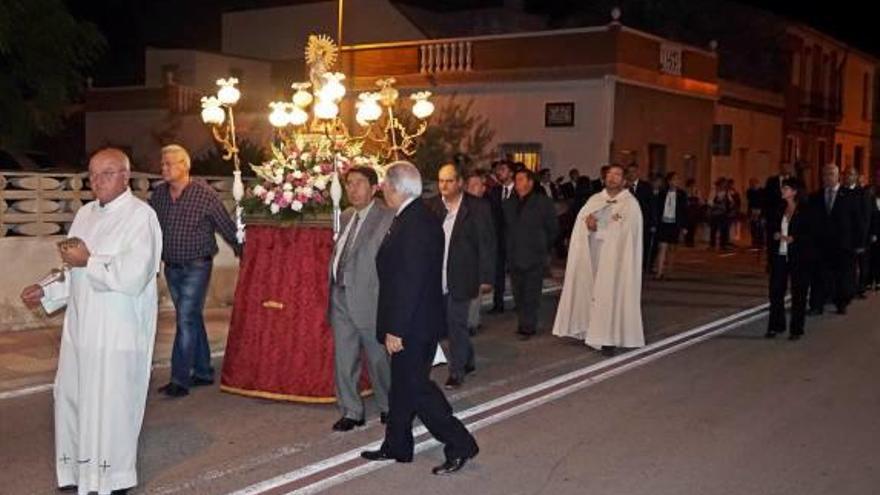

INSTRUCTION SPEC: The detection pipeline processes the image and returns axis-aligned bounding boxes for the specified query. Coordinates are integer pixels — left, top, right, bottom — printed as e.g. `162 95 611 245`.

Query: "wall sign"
545 102 575 127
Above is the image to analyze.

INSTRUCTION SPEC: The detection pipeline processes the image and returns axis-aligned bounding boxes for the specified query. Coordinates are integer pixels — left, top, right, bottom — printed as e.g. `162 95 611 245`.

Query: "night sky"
65 0 878 87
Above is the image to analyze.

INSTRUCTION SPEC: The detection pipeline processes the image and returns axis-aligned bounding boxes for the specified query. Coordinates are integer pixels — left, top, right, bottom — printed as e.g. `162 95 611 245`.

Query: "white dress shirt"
662 189 677 223
502 184 513 200
779 214 790 256
441 195 462 295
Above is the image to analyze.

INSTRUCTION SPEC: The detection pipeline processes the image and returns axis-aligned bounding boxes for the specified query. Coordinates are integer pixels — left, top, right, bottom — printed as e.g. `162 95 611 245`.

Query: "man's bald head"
89 148 132 205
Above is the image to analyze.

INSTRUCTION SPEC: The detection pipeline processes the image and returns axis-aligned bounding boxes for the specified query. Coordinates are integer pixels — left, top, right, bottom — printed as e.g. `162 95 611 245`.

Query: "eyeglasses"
88 170 126 181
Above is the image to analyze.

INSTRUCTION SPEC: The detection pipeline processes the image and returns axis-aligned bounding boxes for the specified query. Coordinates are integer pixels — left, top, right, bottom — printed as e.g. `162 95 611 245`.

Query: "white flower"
314 177 328 191
282 183 293 192
270 203 281 214
293 170 304 180
253 184 267 196
291 200 304 212
282 191 294 202
313 165 322 174
301 186 314 197
273 174 284 185
300 152 311 163
264 191 275 204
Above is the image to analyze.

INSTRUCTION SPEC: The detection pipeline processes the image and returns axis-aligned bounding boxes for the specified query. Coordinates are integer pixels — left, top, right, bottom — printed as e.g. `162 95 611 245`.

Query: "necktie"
503 186 510 200
336 212 360 285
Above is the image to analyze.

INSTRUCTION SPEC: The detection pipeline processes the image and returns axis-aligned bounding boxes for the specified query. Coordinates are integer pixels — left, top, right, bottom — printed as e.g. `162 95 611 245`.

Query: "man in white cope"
20 148 162 495
552 163 645 357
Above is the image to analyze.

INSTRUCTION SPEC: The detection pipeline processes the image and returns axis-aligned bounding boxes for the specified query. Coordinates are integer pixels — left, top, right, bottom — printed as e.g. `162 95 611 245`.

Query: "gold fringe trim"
220 384 373 404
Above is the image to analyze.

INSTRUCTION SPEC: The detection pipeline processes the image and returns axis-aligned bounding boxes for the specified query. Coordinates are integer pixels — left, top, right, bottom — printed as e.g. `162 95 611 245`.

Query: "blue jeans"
165 258 214 388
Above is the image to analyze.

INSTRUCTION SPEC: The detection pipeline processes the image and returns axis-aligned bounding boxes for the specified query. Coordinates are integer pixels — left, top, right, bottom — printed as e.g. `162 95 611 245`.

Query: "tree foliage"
0 0 105 149
407 96 496 179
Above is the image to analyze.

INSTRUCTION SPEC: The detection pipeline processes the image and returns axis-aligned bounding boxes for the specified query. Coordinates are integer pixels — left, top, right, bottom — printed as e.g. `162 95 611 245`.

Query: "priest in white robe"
20 148 162 495
552 163 644 355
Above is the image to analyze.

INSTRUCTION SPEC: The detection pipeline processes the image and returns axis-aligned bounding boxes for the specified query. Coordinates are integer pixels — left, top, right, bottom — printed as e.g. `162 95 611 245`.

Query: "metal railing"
0 171 236 237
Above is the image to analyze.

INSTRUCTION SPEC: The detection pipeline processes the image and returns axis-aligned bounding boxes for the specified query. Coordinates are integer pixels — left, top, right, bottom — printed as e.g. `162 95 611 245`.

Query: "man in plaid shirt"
149 144 241 398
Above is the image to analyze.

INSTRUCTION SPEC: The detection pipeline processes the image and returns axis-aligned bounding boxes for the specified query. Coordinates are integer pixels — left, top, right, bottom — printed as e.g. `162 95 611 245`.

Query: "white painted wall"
145 48 275 99
222 0 426 60
427 79 612 178
0 236 238 332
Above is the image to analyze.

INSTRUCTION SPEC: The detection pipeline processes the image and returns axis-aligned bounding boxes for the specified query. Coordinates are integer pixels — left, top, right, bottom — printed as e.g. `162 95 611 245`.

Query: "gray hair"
161 144 191 170
385 160 422 198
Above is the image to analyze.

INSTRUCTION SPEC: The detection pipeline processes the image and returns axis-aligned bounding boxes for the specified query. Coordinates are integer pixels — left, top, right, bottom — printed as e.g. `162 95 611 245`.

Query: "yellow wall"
834 53 874 172
712 103 783 195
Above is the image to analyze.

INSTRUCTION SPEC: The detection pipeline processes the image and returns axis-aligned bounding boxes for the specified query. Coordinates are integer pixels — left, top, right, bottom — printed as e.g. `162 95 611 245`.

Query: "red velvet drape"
220 224 370 402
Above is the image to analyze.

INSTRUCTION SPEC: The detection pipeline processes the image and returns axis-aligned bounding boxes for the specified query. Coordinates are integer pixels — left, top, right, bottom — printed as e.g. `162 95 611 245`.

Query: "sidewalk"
0 242 763 397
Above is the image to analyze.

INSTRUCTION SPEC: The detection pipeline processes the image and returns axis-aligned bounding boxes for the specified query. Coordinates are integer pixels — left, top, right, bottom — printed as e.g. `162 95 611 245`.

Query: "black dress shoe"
380 412 388 425
332 417 365 432
58 486 77 493
464 364 476 375
601 346 617 357
112 489 129 495
361 450 411 463
190 376 214 387
445 376 463 390
789 333 803 341
488 306 504 315
517 333 532 341
158 382 189 397
836 306 848 315
807 308 824 316
431 449 479 475
764 331 777 339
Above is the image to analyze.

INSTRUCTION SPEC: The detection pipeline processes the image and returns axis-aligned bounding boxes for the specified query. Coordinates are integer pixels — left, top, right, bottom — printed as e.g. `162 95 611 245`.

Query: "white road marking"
0 287 563 402
228 303 769 495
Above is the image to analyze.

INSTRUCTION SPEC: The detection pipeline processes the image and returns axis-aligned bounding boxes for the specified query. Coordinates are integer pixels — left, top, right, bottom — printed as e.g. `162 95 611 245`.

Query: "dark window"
711 124 733 156
648 143 667 177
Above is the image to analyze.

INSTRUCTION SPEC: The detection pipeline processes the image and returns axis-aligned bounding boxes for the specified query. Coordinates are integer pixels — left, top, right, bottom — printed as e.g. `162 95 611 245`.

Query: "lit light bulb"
356 93 383 123
411 91 435 119
288 106 309 126
314 99 339 120
291 82 314 108
320 72 346 102
216 77 241 105
200 96 225 125
268 102 290 128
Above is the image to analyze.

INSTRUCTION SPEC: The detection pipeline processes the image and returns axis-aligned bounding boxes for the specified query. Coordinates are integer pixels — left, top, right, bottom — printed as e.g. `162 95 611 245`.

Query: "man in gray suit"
329 166 395 431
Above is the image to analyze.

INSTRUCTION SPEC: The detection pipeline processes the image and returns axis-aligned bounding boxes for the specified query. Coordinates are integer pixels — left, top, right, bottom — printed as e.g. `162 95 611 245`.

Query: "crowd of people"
16 144 880 493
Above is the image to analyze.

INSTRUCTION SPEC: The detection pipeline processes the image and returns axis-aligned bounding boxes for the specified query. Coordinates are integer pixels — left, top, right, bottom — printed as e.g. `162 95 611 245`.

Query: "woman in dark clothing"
708 177 732 249
654 172 688 280
766 178 814 340
683 178 703 247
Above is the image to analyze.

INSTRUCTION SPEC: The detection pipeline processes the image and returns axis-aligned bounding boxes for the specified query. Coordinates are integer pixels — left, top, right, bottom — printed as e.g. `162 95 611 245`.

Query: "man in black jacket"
487 160 514 313
844 167 874 298
807 164 866 315
362 161 479 475
427 164 496 390
626 163 656 272
504 168 559 340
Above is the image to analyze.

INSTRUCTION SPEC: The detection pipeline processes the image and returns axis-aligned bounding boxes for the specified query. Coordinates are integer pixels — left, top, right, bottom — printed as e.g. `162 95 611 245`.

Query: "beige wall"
145 49 275 99
612 83 715 191
222 0 426 60
428 78 614 179
712 104 783 191
85 110 274 172
835 53 875 172
0 236 239 332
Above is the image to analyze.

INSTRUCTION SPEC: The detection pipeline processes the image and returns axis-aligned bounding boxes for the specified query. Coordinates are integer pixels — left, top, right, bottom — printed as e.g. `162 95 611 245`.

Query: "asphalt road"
6 252 874 495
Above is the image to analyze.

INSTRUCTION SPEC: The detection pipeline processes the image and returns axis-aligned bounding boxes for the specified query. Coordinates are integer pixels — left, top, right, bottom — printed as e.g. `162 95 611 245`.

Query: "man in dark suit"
560 168 579 200
427 164 496 390
808 164 866 315
487 160 514 313
504 168 559 340
844 167 874 298
362 161 479 475
626 163 657 272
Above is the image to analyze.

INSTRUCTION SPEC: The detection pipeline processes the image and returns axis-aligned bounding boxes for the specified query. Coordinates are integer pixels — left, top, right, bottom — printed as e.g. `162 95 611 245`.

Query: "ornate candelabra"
201 78 246 243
